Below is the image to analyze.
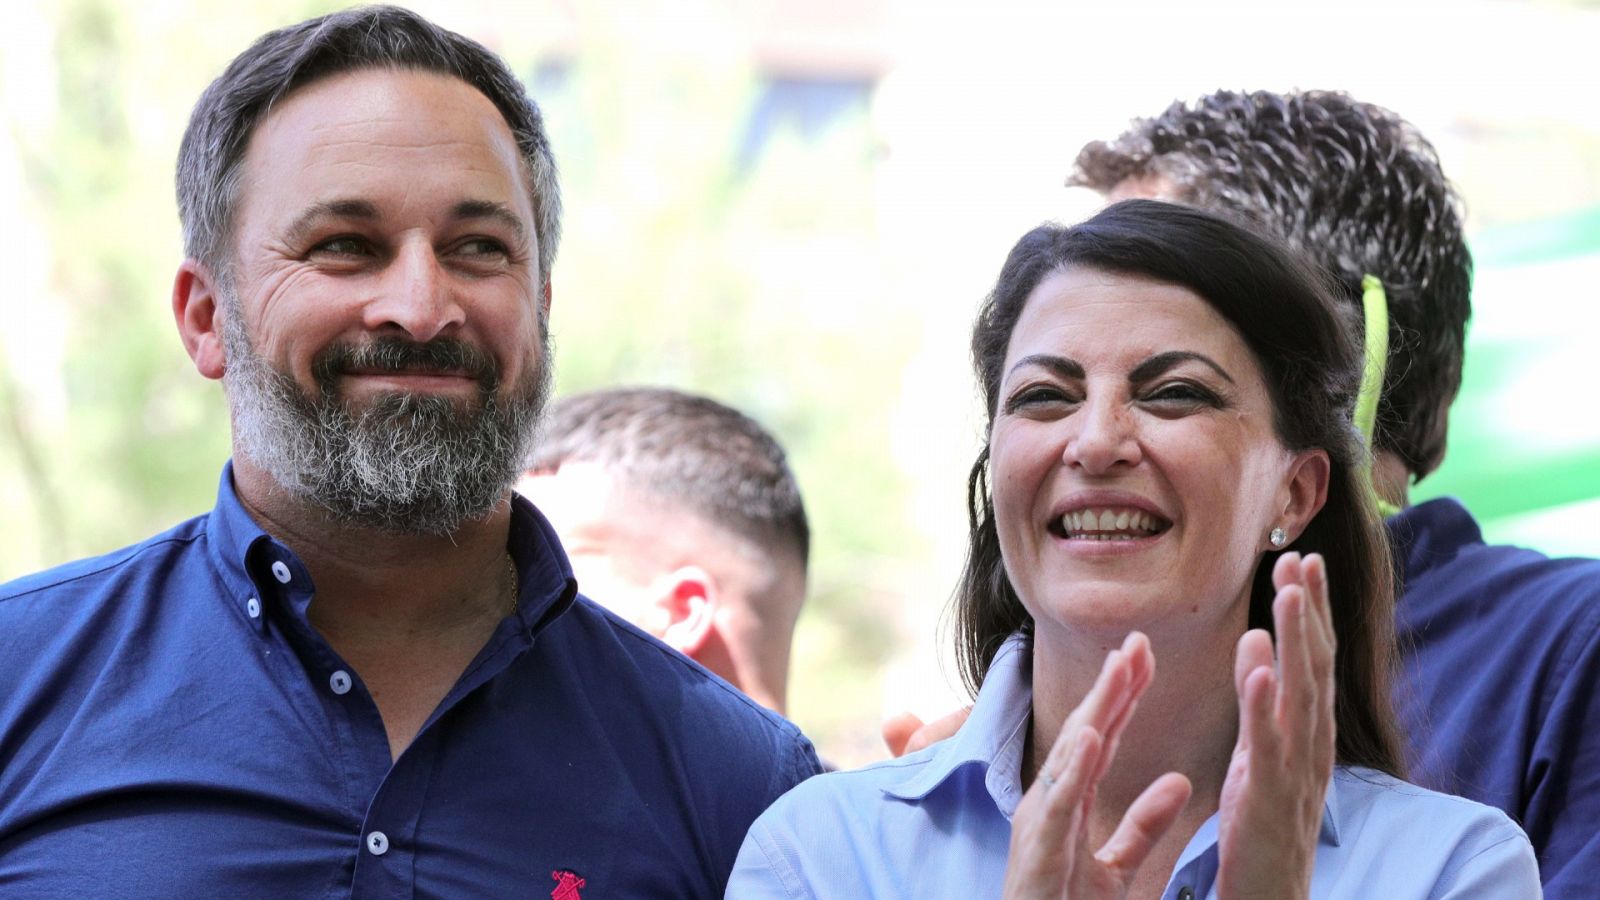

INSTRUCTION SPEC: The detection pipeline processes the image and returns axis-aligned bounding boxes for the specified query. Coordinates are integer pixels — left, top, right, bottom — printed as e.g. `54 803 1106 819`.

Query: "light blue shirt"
729 634 1541 899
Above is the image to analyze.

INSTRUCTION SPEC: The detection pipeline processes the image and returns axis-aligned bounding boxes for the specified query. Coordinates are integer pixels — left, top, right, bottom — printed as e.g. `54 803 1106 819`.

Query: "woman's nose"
1062 396 1142 473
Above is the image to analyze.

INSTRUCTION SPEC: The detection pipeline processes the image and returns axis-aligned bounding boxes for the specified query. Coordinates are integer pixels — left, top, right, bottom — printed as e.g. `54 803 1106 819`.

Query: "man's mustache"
311 337 500 389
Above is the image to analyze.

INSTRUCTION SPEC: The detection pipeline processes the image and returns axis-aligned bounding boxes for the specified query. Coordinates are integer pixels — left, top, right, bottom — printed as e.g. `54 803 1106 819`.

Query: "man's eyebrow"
281 199 528 246
1007 354 1085 381
284 199 380 245
1128 350 1235 385
452 200 528 244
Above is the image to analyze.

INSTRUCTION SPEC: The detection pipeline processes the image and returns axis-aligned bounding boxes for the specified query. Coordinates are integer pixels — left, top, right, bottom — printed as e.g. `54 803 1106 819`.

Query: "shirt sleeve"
1428 817 1542 900
1528 596 1600 898
725 817 808 900
765 731 822 803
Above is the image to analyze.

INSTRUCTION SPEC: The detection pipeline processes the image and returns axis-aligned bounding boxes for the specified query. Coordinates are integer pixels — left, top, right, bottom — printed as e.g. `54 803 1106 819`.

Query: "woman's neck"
1025 619 1241 824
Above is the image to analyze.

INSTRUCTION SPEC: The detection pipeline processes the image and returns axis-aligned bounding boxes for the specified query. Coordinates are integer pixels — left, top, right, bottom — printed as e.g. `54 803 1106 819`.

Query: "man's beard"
221 306 551 536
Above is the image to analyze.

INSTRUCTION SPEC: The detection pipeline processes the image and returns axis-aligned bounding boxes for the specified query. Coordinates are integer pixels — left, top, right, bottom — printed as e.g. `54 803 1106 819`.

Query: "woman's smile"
990 266 1296 630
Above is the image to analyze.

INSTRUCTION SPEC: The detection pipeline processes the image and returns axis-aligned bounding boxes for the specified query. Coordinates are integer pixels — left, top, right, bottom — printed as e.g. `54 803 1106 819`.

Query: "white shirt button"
330 670 353 695
366 831 389 855
246 597 261 619
270 561 292 584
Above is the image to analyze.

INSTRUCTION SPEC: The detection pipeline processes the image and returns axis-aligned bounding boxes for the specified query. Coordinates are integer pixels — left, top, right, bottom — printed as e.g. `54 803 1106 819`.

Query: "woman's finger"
1026 726 1103 856
1300 553 1337 763
1036 643 1126 797
1094 634 1155 781
1272 550 1304 592
1063 637 1149 758
1234 630 1274 698
1273 584 1313 731
1240 663 1281 762
1094 772 1193 877
1302 553 1336 661
1063 648 1127 738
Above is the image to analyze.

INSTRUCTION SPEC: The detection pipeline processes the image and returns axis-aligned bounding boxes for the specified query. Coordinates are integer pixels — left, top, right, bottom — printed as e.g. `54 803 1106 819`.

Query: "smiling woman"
726 200 1542 899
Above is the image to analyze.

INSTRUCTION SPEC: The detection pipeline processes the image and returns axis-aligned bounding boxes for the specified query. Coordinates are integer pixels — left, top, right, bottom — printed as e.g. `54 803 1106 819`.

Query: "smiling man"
0 7 817 896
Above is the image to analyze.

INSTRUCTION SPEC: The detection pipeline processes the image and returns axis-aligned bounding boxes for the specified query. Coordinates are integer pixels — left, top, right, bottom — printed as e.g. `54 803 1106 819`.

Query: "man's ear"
173 259 227 381
656 566 718 658
1277 448 1331 545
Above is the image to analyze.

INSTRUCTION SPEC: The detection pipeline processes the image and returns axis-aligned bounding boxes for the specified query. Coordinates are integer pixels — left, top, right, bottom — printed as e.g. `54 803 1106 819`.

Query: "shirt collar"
880 630 1343 847
203 461 577 638
1386 497 1481 587
506 490 580 635
881 632 1033 816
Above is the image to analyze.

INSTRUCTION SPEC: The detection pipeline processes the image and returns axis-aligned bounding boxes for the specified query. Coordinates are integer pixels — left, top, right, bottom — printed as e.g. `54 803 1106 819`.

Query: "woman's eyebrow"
1128 350 1234 385
1007 354 1084 381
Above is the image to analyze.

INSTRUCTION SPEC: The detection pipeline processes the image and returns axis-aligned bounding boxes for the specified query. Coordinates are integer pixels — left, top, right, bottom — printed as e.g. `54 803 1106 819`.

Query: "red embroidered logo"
551 869 586 900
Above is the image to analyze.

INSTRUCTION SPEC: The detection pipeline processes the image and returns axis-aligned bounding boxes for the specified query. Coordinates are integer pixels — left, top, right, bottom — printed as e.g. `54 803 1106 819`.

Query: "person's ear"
173 259 227 381
655 566 718 658
1275 448 1331 546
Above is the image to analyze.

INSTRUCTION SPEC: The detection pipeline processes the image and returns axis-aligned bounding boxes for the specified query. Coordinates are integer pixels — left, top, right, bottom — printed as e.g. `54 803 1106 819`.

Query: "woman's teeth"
1059 508 1164 540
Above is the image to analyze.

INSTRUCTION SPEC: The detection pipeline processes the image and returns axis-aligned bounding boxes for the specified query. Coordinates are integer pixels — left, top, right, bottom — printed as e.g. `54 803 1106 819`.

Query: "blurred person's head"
171 6 560 535
1070 90 1471 498
521 387 809 714
956 200 1403 774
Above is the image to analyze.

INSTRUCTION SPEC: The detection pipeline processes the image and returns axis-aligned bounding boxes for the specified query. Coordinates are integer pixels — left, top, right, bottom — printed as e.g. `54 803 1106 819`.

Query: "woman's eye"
1144 382 1219 406
1003 385 1076 414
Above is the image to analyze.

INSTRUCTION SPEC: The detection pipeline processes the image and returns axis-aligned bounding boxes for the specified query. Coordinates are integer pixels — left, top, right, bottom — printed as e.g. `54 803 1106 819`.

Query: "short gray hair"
176 5 560 284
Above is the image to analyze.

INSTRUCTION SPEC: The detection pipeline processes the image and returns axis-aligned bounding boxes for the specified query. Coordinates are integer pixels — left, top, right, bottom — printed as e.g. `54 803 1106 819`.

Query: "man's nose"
1062 395 1142 474
363 240 466 342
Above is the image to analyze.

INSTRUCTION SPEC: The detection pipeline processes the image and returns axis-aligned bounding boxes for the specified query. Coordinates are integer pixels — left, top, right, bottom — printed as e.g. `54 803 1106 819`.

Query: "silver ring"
1038 770 1057 788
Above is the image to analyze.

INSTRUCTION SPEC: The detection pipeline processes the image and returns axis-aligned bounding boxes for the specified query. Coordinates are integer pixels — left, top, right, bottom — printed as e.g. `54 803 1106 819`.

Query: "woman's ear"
173 259 227 381
1277 448 1331 544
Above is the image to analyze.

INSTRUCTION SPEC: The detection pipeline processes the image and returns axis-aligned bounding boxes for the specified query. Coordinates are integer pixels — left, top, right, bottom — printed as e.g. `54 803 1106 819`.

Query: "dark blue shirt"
0 465 820 898
1392 497 1600 897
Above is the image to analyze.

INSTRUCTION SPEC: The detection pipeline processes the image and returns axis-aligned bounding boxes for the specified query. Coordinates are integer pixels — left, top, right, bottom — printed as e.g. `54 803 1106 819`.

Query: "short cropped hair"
177 5 560 285
1070 90 1471 479
529 387 810 572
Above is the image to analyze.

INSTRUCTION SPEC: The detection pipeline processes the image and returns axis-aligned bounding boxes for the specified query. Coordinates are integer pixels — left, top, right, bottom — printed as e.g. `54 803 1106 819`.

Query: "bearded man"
0 7 818 896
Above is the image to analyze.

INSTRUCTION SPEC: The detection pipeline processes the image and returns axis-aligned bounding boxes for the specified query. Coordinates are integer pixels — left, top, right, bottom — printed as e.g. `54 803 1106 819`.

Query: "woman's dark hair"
955 198 1405 776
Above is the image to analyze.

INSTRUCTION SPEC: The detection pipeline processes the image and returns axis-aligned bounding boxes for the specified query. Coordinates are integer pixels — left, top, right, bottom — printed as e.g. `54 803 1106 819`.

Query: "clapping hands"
1001 552 1337 899
1001 632 1191 899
